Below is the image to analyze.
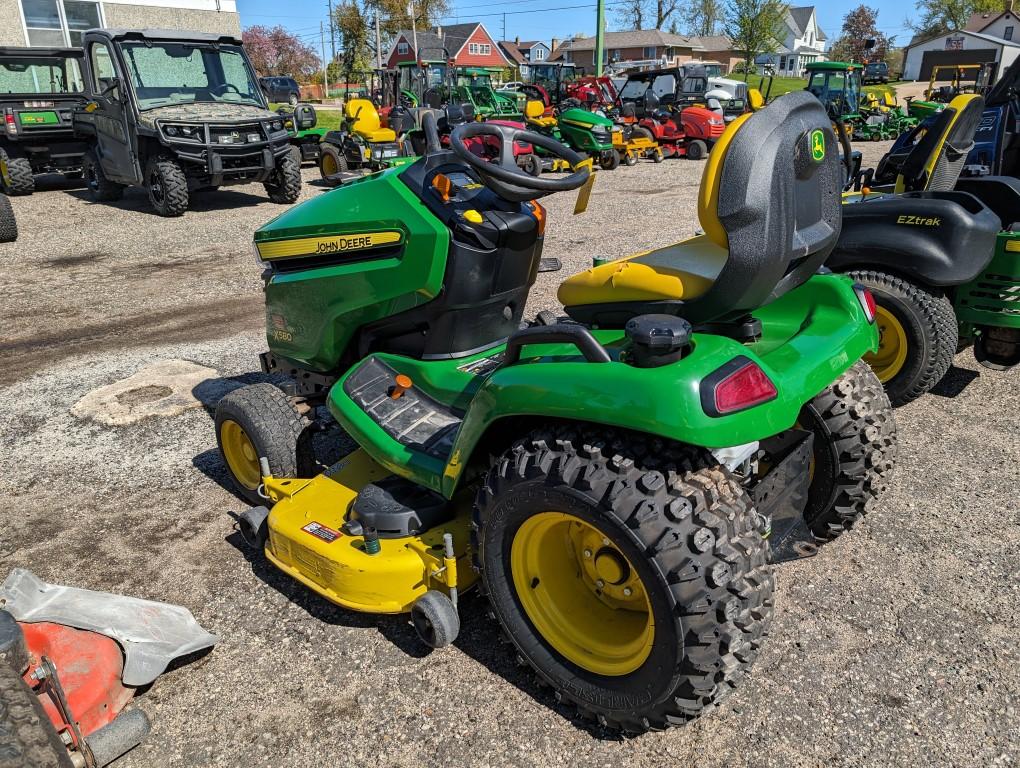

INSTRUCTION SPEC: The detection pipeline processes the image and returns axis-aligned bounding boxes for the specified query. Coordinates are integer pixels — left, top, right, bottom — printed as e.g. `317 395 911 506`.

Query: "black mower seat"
559 91 842 325
896 94 984 194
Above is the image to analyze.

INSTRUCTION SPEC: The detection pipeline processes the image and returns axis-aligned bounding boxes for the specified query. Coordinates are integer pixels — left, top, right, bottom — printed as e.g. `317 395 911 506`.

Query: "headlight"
165 125 178 136
270 120 283 131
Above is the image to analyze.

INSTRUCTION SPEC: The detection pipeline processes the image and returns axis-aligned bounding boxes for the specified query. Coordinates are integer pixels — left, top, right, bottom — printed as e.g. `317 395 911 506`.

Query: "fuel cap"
624 314 692 367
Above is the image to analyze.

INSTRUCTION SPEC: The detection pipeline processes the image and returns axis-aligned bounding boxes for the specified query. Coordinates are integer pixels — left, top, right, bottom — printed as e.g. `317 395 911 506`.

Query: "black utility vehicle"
0 46 89 195
75 29 301 216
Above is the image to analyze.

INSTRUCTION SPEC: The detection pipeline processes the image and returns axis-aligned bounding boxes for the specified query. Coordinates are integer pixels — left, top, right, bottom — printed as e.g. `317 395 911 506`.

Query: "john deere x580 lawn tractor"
829 93 1020 404
216 91 895 731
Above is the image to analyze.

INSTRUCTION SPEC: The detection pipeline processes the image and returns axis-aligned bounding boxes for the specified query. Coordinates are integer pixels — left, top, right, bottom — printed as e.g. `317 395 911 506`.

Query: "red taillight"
853 283 876 323
4 111 16 135
701 357 778 417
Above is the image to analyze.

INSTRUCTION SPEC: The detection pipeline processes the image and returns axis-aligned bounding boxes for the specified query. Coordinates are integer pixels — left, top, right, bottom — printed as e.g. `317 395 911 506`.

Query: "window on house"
1006 26 1015 40
534 47 545 61
643 46 656 58
397 41 409 55
20 0 101 46
611 49 620 61
779 56 786 70
468 43 492 55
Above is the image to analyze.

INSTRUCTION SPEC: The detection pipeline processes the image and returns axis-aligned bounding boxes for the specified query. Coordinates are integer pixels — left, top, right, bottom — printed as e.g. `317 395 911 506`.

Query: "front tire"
82 150 124 202
522 153 542 177
146 156 188 216
848 270 958 405
214 383 315 506
475 428 773 732
0 193 17 242
265 151 301 204
599 149 620 171
0 151 34 196
318 143 347 186
799 361 897 540
686 139 707 160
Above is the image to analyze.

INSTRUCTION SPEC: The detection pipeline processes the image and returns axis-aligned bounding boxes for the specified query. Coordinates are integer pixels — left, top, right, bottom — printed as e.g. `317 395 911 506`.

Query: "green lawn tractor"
830 93 1020 404
318 98 415 186
215 92 896 731
277 104 325 164
524 101 621 170
855 92 918 142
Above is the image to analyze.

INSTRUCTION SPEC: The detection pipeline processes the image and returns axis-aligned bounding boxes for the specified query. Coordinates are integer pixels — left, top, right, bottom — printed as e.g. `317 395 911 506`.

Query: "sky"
236 0 919 55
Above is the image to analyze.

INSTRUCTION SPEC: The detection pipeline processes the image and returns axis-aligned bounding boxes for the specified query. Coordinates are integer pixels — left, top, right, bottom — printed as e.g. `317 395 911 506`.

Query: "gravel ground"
1 143 1018 768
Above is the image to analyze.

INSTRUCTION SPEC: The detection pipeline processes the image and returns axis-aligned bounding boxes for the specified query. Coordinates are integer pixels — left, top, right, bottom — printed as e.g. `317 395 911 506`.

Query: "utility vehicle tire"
146 156 188 217
0 662 73 768
848 269 958 405
411 591 460 649
475 427 773 733
214 383 315 506
0 193 16 243
522 153 542 177
1 152 34 196
265 152 301 204
686 140 707 160
82 151 124 202
798 360 897 540
599 150 620 171
318 144 347 186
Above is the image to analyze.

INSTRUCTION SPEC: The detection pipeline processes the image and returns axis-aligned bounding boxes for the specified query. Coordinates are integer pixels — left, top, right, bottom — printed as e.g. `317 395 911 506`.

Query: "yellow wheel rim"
864 305 909 383
321 152 338 177
510 512 654 676
220 419 261 491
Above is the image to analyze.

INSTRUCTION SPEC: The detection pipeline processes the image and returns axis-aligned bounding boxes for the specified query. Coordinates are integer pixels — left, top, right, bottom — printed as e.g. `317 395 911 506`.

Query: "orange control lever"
390 374 413 399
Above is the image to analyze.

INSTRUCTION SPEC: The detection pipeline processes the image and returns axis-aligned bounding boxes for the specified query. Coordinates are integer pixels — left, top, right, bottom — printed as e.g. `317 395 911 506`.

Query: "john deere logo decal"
256 231 402 260
810 129 826 162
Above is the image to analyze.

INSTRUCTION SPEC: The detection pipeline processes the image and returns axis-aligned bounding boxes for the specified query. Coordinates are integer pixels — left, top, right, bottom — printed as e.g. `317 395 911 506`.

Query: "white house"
902 29 1020 81
757 6 827 76
966 4 1020 41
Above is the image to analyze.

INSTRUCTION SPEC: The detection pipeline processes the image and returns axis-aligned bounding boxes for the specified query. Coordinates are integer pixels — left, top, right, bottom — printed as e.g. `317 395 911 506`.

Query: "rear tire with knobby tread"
0 193 17 242
146 156 189 217
1 152 34 196
214 383 314 506
799 360 897 540
474 426 773 733
265 151 302 203
0 662 73 768
848 269 958 405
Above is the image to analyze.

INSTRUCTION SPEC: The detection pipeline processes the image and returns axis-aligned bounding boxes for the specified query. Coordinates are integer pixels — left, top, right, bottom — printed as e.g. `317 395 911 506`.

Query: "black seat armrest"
955 176 1020 229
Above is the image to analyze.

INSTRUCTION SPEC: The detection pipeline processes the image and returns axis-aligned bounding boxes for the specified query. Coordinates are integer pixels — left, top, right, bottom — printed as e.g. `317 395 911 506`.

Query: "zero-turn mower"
318 98 414 185
830 93 1020 403
216 91 896 731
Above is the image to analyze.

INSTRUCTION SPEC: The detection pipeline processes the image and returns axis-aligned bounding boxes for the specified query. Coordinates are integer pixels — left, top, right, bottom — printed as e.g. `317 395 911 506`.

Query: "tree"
684 0 724 37
613 0 682 30
243 26 321 79
333 1 371 79
828 5 891 64
615 0 647 30
909 0 1001 38
724 0 788 78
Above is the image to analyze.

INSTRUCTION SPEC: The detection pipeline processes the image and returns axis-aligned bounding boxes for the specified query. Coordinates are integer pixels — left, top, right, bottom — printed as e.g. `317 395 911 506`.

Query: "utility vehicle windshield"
119 42 262 110
619 74 676 101
0 56 84 94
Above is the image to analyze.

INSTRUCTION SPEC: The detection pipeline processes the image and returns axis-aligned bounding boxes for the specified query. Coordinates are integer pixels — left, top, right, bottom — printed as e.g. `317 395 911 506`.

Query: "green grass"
737 76 903 100
270 102 342 131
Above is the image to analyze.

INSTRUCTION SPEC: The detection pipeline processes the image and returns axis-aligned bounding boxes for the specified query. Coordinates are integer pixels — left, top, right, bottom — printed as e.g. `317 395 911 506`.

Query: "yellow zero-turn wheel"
510 511 654 676
320 150 338 177
219 419 262 492
865 304 909 383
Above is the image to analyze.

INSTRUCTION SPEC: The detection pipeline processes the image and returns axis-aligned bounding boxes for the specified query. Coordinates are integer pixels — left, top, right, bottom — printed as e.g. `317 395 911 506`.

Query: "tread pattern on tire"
214 383 314 505
0 193 17 242
2 153 34 196
266 153 302 203
848 269 958 405
801 360 897 539
148 157 188 217
474 426 773 733
0 662 73 768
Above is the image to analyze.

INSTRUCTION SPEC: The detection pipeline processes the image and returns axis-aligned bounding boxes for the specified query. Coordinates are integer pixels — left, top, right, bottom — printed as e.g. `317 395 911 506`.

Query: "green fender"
328 274 878 498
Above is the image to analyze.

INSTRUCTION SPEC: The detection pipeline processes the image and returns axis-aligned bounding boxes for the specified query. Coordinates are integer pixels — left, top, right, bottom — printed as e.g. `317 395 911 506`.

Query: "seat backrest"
345 98 382 133
525 99 545 119
895 94 983 193
686 90 842 321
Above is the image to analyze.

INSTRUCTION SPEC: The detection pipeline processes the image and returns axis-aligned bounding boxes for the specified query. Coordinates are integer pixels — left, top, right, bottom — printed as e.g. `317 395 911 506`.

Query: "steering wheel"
212 83 241 97
448 122 590 202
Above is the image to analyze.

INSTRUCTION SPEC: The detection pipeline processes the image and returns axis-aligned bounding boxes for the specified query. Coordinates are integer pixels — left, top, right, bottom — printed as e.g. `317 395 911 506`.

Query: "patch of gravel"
1 143 1018 768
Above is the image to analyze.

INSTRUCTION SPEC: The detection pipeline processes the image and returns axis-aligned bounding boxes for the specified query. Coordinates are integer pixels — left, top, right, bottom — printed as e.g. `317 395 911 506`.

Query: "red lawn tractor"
640 104 726 160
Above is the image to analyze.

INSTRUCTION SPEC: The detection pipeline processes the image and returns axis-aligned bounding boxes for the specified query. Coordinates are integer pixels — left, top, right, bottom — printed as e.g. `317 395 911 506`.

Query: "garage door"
919 49 998 81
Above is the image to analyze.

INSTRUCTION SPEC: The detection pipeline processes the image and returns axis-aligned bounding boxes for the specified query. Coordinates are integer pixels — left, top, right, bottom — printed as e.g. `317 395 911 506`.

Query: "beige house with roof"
550 29 704 71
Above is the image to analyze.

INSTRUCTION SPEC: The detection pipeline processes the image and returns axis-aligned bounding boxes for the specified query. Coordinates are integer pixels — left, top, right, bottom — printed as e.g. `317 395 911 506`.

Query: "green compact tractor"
805 61 863 141
216 92 895 731
831 93 1020 404
453 68 522 118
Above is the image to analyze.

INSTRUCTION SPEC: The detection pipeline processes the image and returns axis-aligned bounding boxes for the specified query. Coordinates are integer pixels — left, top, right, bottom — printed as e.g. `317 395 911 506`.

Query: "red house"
385 23 511 70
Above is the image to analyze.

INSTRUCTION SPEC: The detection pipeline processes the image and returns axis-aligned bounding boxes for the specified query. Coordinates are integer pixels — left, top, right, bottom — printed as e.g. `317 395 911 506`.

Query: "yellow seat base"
357 127 397 143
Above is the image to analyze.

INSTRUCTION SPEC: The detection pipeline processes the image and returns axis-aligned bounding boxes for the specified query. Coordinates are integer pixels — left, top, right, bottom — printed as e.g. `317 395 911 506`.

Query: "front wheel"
521 153 542 177
265 151 302 204
623 151 639 167
686 139 708 160
146 156 188 216
318 143 347 186
214 383 315 505
848 270 958 405
476 428 773 732
799 360 897 540
599 149 620 171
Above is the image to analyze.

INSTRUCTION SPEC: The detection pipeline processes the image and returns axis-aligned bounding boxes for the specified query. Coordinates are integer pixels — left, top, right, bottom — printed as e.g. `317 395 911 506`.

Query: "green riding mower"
318 98 415 185
215 92 896 731
524 100 622 171
831 93 1020 404
276 104 324 164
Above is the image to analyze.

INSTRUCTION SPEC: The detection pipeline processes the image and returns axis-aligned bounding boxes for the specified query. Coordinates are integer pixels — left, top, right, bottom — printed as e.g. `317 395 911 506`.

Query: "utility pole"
502 12 506 41
595 0 605 76
375 12 382 69
320 21 329 102
410 0 419 63
327 0 336 69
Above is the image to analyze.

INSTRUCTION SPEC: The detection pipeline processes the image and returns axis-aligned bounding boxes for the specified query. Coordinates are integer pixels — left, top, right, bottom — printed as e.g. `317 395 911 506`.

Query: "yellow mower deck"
261 450 476 614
